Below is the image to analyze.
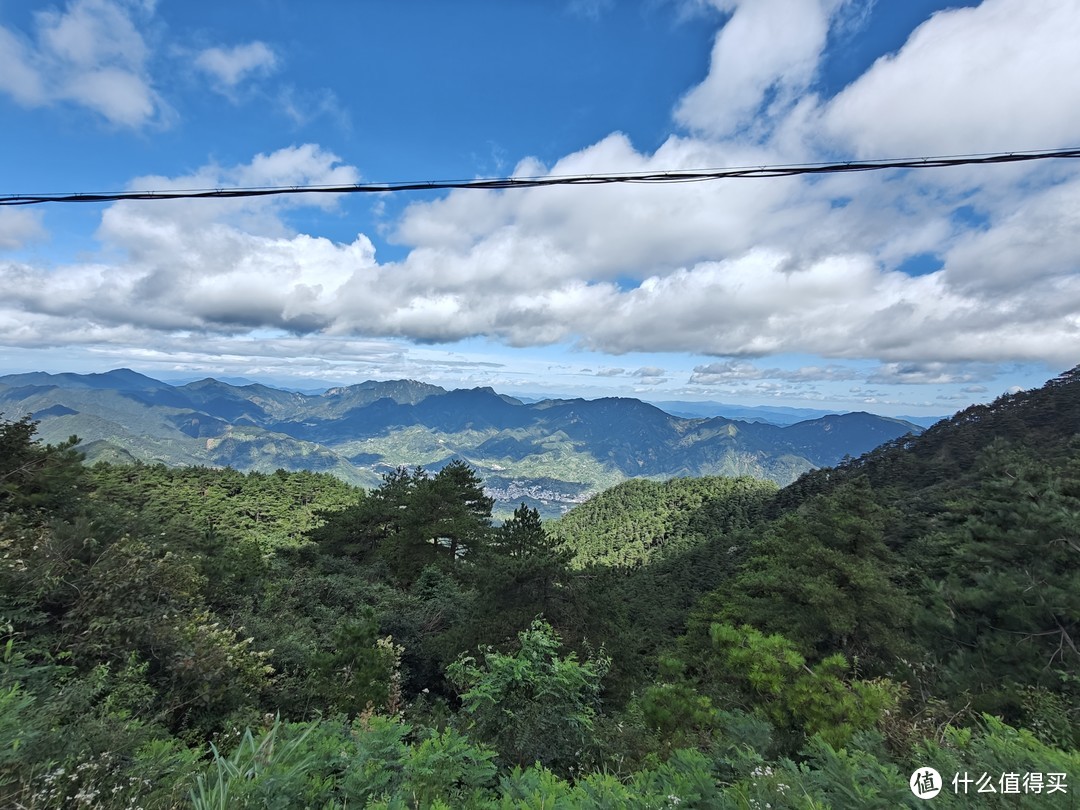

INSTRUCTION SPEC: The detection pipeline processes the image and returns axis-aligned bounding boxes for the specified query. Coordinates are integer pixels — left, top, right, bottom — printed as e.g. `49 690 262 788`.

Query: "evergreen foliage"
719 477 915 666
447 619 609 774
549 475 776 568
0 365 1078 807
311 460 494 584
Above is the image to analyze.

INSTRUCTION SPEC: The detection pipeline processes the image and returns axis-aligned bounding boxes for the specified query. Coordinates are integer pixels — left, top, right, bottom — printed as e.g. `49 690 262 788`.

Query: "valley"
0 368 923 517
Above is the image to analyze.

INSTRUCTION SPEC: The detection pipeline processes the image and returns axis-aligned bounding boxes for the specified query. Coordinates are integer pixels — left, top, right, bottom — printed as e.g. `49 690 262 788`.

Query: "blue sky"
1 0 1078 416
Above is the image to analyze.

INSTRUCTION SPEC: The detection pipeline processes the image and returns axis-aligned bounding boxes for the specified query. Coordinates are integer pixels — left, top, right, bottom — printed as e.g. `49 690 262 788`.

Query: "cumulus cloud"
941 174 1080 294
0 210 47 250
632 366 668 385
690 360 860 385
392 133 838 285
195 41 277 96
867 362 999 386
675 0 839 138
4 144 1080 374
823 0 1080 155
0 0 166 127
367 0 1080 369
0 146 366 339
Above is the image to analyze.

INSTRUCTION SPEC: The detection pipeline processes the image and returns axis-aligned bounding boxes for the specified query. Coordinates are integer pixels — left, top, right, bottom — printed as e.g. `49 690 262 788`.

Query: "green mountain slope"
567 365 1080 722
610 363 1080 727
770 363 1080 519
548 475 778 568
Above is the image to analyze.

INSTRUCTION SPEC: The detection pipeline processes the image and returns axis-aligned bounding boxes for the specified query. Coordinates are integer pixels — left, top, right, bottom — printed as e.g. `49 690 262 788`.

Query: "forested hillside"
548 476 777 568
0 368 1078 807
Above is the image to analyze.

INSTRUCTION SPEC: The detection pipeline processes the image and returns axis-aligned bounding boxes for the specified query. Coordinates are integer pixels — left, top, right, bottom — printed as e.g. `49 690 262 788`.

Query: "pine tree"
722 477 914 667
933 444 1080 721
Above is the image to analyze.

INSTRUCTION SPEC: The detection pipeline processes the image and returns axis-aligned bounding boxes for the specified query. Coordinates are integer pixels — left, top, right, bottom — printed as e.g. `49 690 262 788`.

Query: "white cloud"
0 146 366 339
632 366 668 385
392 132 834 285
823 0 1080 156
358 0 1080 370
0 27 46 104
66 66 157 127
37 0 148 68
0 0 165 127
236 143 358 191
195 41 277 96
96 143 361 253
942 173 1080 294
690 360 861 385
0 209 47 250
868 362 999 386
5 134 1080 376
675 0 839 138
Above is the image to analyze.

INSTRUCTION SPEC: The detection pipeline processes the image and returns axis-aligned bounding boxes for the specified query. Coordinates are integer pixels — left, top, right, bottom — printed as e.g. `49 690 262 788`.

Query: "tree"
308 466 422 562
313 462 494 584
0 415 84 520
447 619 609 773
705 623 899 748
494 502 549 559
721 477 914 667
929 444 1080 726
414 461 494 561
470 504 573 640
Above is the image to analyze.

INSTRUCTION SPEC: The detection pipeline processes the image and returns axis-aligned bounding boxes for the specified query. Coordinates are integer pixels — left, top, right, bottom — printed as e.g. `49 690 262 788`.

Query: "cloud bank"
1 0 1078 394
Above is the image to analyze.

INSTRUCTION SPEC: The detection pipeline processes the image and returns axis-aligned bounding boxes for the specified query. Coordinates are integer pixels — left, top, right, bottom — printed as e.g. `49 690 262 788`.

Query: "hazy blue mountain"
0 369 922 516
0 368 170 392
648 399 841 424
648 399 947 427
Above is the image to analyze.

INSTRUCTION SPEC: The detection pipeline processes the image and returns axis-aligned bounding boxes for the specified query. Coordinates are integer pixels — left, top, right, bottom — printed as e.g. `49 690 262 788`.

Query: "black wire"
2 148 1078 206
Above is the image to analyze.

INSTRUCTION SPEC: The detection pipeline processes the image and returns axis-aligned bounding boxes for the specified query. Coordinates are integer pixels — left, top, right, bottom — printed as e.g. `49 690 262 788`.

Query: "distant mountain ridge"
0 368 922 516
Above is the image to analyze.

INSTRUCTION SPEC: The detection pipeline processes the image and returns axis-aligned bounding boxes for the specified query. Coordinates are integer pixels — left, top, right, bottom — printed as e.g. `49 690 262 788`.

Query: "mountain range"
0 368 922 516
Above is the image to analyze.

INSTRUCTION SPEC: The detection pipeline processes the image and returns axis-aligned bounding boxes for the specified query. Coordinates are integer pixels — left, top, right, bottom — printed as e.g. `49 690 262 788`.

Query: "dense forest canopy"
0 367 1078 807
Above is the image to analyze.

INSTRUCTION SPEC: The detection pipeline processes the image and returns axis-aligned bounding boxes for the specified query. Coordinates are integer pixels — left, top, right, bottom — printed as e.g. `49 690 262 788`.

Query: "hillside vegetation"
549 475 777 568
0 368 1077 807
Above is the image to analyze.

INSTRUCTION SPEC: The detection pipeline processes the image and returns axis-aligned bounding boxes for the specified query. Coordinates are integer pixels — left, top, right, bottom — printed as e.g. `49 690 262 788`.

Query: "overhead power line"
2 147 1079 206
